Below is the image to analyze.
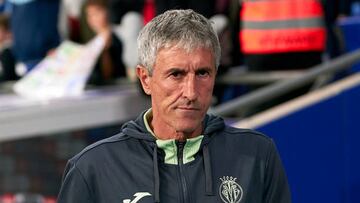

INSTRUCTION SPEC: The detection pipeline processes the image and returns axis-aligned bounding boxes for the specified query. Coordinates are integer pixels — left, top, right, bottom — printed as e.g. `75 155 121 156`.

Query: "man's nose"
183 75 198 101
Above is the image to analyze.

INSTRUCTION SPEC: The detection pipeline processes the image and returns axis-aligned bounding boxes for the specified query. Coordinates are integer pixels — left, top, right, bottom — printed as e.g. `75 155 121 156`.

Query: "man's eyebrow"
164 66 214 74
196 66 214 72
199 66 212 70
165 67 185 74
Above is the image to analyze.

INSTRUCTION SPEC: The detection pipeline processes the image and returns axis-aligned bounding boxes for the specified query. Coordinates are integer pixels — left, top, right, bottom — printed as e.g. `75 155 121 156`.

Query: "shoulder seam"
72 133 131 163
223 126 272 141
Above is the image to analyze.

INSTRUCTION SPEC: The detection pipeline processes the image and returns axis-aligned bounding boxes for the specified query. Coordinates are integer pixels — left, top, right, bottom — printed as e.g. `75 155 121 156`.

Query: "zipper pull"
176 140 186 164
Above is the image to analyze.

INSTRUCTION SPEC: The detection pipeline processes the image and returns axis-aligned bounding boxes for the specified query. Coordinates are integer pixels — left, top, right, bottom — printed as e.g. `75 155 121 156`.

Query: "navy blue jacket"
57 112 291 203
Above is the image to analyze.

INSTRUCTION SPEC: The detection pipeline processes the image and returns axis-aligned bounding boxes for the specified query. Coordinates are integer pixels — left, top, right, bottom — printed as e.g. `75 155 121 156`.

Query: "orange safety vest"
239 0 326 54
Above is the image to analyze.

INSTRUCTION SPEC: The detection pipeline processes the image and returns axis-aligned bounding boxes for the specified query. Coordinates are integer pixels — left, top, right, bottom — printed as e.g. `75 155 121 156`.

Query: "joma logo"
122 192 152 203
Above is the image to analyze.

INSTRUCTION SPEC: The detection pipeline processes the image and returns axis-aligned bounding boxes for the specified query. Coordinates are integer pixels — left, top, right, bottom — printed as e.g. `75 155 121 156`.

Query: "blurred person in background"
84 0 126 86
9 0 61 75
0 13 16 82
237 0 327 115
239 0 326 71
57 9 290 203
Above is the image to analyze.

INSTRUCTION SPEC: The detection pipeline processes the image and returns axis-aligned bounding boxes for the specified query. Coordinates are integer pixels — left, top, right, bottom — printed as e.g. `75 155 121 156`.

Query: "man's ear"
136 65 151 95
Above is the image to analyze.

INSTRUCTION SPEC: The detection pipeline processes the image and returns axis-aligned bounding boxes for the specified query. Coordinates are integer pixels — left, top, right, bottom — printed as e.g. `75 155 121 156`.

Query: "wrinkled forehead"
152 43 217 75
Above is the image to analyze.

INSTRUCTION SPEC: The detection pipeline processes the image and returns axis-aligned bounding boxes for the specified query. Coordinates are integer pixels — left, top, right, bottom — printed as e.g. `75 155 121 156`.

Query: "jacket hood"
121 111 156 142
121 110 225 201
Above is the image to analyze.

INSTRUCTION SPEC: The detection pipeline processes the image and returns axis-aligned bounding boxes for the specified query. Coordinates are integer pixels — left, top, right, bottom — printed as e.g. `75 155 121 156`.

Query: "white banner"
13 35 105 100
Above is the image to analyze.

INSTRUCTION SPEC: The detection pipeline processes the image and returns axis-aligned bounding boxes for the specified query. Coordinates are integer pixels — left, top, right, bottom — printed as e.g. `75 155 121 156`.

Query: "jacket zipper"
177 140 189 203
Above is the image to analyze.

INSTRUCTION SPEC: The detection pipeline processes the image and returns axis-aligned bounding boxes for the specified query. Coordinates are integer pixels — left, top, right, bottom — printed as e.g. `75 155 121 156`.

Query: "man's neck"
151 120 202 141
155 128 199 141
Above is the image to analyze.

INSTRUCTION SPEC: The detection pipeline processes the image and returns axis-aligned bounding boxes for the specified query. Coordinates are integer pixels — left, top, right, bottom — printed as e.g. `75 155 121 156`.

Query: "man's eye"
170 71 182 78
197 70 210 77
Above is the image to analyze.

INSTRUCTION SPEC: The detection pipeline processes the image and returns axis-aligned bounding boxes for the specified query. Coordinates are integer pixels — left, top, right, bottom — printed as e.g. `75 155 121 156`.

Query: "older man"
57 9 291 203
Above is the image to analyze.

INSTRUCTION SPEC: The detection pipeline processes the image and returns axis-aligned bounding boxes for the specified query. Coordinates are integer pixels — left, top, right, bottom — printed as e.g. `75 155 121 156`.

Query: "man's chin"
172 113 205 135
175 122 202 136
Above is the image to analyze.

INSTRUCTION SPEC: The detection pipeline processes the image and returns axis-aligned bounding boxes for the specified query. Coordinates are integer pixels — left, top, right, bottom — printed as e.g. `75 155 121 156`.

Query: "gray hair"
137 9 221 75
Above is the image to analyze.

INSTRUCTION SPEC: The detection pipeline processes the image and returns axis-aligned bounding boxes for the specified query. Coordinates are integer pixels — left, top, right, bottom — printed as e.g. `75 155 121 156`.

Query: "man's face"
138 46 216 138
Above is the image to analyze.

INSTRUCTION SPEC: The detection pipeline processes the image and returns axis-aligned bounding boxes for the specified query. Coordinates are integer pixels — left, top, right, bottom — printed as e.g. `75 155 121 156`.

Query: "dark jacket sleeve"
263 140 291 203
57 161 94 203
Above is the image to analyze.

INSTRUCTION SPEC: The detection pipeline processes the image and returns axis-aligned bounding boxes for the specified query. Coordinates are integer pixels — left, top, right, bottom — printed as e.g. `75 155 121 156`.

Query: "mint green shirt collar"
143 109 204 165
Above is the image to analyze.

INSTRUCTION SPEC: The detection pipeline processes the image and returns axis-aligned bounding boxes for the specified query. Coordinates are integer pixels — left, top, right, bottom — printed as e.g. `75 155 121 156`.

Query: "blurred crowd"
0 0 359 98
1 1 360 201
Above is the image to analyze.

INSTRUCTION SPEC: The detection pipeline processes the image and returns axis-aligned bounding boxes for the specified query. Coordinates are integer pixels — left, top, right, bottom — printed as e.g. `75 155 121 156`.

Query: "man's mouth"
177 106 200 111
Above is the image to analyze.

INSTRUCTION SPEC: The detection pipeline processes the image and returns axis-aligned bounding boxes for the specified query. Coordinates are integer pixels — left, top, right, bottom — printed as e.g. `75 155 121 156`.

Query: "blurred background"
0 0 360 202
